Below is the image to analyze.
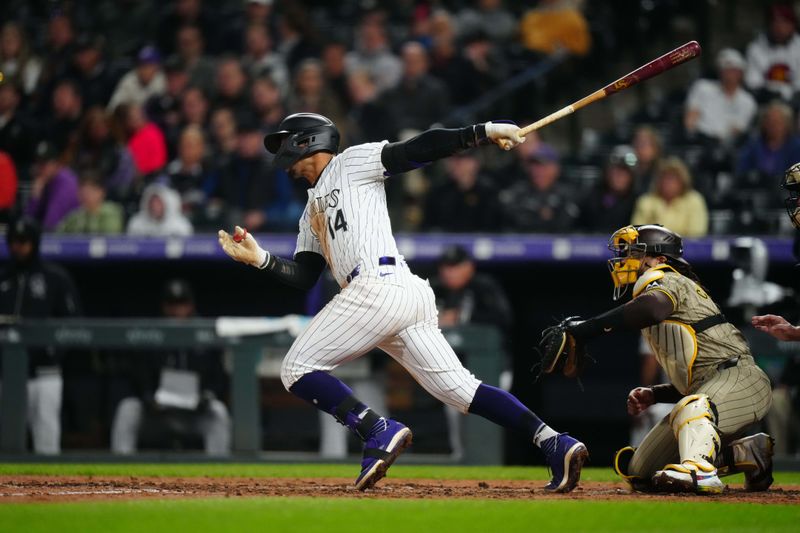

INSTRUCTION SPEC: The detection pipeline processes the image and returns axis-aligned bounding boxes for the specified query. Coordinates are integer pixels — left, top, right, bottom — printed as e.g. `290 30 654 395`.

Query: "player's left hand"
485 121 526 151
535 317 589 379
627 387 654 416
218 225 268 268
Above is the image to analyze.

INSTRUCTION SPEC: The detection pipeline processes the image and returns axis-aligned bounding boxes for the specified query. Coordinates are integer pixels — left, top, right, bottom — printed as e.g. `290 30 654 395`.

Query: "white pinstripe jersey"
294 141 401 286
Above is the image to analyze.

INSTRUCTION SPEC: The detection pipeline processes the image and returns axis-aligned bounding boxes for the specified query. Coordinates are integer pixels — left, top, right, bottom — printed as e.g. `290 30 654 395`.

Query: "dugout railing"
0 319 505 464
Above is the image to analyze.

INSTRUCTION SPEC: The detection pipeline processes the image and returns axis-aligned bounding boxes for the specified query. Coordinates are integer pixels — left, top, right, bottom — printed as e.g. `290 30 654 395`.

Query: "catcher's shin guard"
653 394 725 494
718 433 774 492
613 446 652 492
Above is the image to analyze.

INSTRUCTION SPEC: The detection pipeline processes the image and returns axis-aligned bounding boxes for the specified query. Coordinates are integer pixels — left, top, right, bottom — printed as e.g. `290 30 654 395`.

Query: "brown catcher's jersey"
632 264 752 394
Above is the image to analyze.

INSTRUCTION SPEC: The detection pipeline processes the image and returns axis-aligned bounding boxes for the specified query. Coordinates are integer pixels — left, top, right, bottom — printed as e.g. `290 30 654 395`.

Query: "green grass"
1 497 799 533
2 463 800 484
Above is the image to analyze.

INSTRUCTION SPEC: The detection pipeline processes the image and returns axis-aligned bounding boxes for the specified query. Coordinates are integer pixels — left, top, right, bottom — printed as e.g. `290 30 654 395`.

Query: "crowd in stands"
1 0 799 237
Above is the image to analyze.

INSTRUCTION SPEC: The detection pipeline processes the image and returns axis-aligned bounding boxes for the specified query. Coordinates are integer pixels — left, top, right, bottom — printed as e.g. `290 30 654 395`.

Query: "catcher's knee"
669 394 716 432
669 394 720 469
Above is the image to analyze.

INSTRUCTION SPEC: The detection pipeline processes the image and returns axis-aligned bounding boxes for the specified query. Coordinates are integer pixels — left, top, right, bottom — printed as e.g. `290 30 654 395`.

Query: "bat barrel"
603 41 701 96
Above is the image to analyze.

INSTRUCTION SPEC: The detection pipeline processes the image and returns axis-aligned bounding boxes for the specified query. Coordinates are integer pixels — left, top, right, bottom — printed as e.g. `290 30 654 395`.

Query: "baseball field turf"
1 464 799 532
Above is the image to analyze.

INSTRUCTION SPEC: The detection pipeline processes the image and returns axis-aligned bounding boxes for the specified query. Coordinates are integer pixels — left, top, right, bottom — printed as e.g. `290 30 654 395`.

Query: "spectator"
38 12 76 92
127 182 193 237
251 75 285 133
165 125 214 218
146 57 191 157
430 244 513 458
631 125 664 193
344 69 393 145
276 4 319 73
519 0 591 57
423 151 500 232
578 146 637 234
0 21 42 96
66 106 136 202
213 57 250 120
685 48 758 146
286 59 345 127
48 79 83 155
745 3 800 103
25 141 79 231
174 24 216 96
499 143 579 233
0 217 81 455
345 18 402 93
0 150 17 220
631 156 709 237
107 45 166 111
117 103 168 176
208 121 284 231
383 41 450 135
428 9 459 84
440 29 509 109
111 279 230 456
180 86 210 132
737 100 800 190
0 80 36 172
321 40 351 111
157 0 216 56
209 107 238 163
456 0 517 44
57 171 124 234
220 0 276 54
93 0 158 59
68 33 118 109
241 23 288 94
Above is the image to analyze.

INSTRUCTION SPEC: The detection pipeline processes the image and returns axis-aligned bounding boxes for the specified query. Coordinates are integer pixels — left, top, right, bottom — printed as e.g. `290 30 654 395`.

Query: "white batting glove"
485 121 526 151
217 226 269 269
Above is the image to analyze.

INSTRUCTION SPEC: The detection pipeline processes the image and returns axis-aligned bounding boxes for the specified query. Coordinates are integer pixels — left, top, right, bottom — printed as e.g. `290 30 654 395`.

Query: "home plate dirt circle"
1 476 799 504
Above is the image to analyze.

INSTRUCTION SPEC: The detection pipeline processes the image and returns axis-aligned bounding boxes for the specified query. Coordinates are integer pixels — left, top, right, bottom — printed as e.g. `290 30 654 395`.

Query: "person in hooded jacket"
126 182 193 237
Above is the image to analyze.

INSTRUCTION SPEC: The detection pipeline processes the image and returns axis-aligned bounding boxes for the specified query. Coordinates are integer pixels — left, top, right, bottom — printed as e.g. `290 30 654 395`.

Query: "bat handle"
519 105 575 137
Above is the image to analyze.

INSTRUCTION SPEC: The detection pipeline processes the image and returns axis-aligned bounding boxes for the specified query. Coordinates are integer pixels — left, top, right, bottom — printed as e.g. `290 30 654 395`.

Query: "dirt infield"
1 476 799 504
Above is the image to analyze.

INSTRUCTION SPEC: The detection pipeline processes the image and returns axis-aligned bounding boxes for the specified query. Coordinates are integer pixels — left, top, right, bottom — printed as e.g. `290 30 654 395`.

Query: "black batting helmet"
263 113 340 170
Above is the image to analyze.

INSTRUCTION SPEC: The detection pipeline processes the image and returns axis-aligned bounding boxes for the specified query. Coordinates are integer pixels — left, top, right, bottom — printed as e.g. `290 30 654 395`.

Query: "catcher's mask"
263 112 340 170
607 224 686 300
782 162 800 229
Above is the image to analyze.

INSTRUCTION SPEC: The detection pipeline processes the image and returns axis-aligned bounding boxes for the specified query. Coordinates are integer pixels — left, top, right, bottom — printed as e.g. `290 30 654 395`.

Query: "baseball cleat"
355 419 413 491
730 433 774 492
652 462 726 494
544 433 589 493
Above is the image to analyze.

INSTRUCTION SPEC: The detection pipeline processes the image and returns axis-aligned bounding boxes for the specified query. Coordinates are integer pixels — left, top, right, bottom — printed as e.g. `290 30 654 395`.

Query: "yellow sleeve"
630 195 652 226
683 192 709 237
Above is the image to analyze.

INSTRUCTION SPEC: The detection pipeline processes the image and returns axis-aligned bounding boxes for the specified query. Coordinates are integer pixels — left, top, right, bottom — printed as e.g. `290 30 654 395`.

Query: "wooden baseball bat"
519 41 702 136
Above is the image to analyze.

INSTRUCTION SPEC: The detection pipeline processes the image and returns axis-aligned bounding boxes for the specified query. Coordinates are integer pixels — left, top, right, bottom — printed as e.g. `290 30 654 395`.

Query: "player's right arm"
751 314 800 341
218 226 326 291
380 122 525 175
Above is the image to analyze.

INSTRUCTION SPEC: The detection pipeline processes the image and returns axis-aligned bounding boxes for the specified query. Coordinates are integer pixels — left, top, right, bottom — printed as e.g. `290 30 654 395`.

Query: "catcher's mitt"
534 317 590 379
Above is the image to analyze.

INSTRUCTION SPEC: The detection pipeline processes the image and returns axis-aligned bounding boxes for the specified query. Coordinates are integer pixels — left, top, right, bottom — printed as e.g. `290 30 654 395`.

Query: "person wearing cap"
24 141 80 231
430 244 513 458
745 3 800 103
423 150 500 232
684 48 757 146
578 146 637 234
107 44 166 111
499 142 580 233
110 279 230 456
67 33 118 109
631 156 709 238
0 216 81 454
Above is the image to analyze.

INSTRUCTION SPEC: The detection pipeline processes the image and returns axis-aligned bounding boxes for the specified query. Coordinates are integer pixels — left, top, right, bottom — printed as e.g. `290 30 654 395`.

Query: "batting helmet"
607 224 685 300
263 113 340 170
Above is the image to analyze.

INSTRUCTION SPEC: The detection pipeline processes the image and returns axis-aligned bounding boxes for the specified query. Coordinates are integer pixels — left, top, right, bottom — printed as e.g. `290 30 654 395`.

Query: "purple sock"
290 371 385 440
468 383 546 441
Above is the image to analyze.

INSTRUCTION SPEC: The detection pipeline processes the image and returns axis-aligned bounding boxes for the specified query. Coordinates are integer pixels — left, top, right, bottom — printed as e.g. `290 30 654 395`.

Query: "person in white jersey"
217 112 588 492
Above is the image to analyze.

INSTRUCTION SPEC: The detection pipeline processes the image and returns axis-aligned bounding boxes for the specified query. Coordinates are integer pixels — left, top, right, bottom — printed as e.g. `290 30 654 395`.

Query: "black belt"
346 256 396 284
717 356 740 371
691 313 727 334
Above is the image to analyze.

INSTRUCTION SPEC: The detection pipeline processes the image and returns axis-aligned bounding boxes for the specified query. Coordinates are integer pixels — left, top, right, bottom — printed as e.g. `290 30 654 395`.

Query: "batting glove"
485 121 526 151
218 226 270 269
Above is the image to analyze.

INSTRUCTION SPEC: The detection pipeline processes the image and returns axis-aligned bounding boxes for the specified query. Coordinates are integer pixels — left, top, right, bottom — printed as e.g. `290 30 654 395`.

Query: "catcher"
539 224 774 494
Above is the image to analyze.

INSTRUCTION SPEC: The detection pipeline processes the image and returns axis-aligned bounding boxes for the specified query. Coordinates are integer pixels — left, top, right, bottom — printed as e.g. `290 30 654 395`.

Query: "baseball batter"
546 224 773 494
218 112 588 492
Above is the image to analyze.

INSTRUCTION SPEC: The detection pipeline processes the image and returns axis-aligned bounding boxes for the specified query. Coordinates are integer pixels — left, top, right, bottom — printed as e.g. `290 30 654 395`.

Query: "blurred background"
1 0 800 468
